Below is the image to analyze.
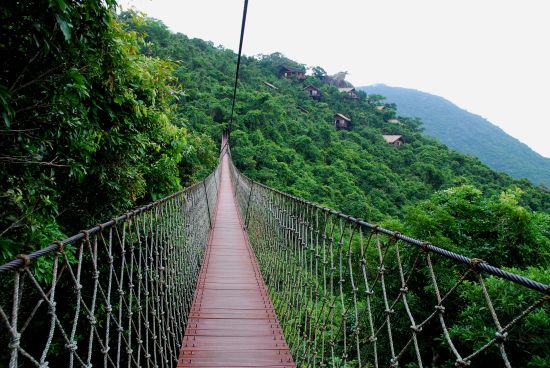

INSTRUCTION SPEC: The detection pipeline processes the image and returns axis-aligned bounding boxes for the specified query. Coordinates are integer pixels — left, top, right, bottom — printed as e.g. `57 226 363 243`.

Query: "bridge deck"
178 153 295 368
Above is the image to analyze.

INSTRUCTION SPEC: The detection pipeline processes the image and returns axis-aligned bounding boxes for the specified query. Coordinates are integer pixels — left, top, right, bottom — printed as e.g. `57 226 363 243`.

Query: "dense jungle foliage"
0 1 217 262
1 2 549 366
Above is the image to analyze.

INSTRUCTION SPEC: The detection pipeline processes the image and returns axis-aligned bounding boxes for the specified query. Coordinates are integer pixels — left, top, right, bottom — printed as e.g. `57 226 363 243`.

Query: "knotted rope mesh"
229 159 549 368
0 165 220 368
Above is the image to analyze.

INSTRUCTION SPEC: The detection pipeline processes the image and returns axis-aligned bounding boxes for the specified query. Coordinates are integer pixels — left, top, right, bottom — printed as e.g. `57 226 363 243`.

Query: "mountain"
359 84 550 187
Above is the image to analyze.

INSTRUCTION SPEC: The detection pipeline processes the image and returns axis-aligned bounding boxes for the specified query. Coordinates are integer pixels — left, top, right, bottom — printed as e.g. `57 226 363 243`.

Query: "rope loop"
390 232 401 242
410 324 422 333
65 341 77 351
371 225 380 234
435 305 445 313
53 240 65 253
455 358 471 366
8 333 21 349
16 254 30 269
420 242 431 252
495 331 508 341
469 258 485 272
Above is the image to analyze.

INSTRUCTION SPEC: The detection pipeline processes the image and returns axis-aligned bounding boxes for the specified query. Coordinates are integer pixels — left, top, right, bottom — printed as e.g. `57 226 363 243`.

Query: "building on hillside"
263 81 278 90
304 85 321 100
334 113 352 130
375 105 385 111
279 66 306 80
387 119 400 124
338 87 359 99
383 135 404 146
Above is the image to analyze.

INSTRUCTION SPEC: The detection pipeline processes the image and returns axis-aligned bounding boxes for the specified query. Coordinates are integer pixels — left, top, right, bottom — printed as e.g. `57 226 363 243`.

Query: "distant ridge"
359 84 550 187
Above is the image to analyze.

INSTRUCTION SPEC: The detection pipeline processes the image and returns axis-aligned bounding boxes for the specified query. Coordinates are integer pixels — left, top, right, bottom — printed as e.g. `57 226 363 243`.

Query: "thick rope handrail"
234 167 549 294
0 180 206 274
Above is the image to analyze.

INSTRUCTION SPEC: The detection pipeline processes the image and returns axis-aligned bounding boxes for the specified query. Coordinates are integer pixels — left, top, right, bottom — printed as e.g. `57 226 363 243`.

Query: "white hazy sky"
121 0 550 158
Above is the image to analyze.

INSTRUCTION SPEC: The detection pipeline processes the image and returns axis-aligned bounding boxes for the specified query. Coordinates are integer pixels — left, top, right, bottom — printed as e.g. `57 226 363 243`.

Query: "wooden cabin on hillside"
334 113 352 130
304 85 321 100
383 135 404 146
338 87 359 99
279 66 306 80
375 105 385 111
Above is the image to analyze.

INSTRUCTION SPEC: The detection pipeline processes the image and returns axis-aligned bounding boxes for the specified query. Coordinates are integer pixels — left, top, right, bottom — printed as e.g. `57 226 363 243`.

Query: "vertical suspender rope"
224 0 249 151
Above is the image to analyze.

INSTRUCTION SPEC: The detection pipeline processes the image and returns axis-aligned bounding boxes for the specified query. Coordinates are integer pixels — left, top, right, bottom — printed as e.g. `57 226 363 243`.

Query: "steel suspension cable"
225 0 249 151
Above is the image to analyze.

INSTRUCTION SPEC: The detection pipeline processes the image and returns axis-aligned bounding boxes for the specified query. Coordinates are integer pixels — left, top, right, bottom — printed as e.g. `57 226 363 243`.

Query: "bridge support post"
244 182 255 229
203 181 213 229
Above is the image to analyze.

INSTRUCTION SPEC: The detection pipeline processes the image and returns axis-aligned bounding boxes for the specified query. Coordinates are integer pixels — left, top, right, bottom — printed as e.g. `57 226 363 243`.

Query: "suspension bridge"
0 133 548 367
1 1 549 366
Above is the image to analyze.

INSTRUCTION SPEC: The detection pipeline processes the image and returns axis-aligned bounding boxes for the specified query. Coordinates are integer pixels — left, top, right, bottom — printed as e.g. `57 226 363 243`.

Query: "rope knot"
16 254 30 269
469 258 485 271
400 287 409 294
53 240 65 253
371 225 380 234
9 333 21 349
87 315 97 325
410 325 422 333
495 331 508 341
420 242 431 252
384 308 394 316
101 347 110 354
435 305 445 313
106 305 112 313
455 358 471 366
390 232 401 242
75 283 82 291
66 341 77 351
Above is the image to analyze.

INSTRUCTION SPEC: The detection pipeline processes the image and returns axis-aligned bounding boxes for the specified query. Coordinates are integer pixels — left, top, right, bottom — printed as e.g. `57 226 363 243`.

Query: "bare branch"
0 155 68 167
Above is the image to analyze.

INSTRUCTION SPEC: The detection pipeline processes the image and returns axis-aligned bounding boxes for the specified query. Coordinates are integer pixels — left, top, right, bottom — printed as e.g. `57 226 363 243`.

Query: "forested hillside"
1 4 549 367
360 84 550 187
127 16 550 216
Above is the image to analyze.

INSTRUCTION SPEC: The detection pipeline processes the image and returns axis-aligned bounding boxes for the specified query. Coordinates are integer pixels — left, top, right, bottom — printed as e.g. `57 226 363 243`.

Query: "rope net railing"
0 164 220 368
229 158 549 368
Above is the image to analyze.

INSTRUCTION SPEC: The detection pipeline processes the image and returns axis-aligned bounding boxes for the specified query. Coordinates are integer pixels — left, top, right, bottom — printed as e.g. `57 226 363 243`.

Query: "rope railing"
229 157 549 368
0 164 221 368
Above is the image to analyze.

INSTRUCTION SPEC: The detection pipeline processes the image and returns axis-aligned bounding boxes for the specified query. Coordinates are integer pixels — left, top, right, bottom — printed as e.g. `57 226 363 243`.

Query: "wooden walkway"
178 153 295 367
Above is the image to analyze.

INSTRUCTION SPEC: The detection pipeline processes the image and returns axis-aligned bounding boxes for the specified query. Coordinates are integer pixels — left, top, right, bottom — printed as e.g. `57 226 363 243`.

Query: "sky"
121 0 550 158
